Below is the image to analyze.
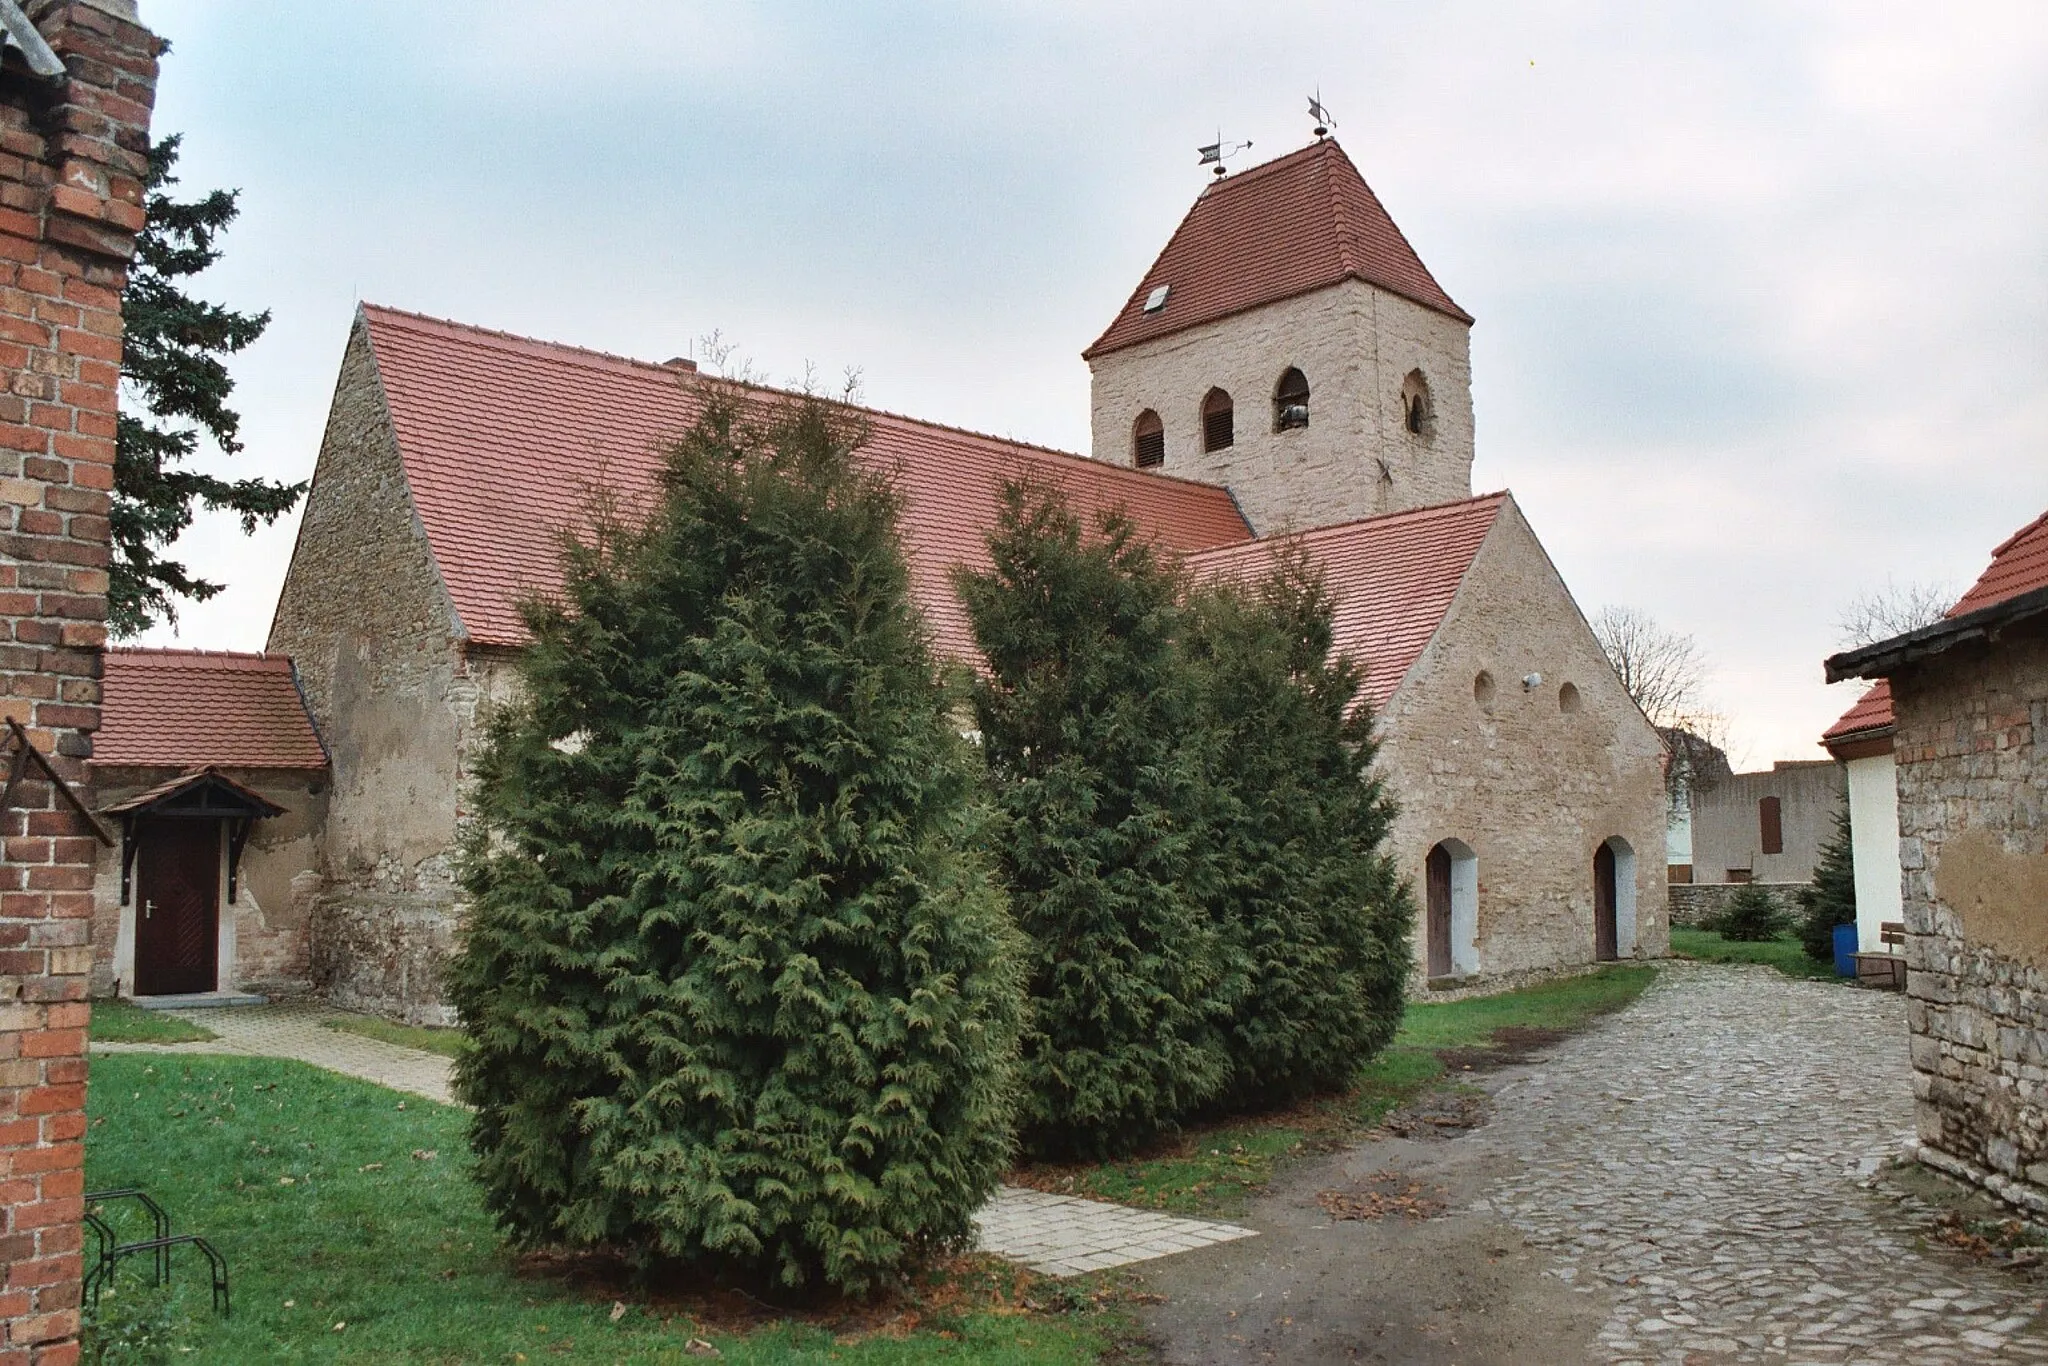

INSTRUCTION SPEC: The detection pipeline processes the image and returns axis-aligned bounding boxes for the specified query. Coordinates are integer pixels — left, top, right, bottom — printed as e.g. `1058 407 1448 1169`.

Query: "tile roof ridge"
1988 507 2048 561
105 646 291 668
1240 489 1508 548
1209 138 1335 193
363 302 1245 502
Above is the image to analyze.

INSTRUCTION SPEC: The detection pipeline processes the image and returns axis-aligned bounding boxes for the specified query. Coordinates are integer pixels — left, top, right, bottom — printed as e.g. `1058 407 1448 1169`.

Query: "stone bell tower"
1084 138 1475 534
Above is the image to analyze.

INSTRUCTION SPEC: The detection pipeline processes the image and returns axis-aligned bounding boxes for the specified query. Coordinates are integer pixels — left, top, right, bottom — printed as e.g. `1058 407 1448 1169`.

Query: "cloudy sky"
133 0 2047 765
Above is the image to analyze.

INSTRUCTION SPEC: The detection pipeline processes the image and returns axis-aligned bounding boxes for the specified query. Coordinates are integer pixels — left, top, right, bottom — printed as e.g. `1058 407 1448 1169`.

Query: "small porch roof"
102 767 286 821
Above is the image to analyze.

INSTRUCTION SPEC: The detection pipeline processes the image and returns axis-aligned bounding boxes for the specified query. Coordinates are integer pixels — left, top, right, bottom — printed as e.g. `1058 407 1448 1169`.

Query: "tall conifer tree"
1186 551 1413 1107
958 485 1236 1160
449 395 1022 1294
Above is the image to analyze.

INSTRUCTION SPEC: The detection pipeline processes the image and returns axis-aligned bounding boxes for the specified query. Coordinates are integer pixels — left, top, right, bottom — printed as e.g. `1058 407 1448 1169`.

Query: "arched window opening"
1426 839 1480 979
1558 681 1582 714
1401 368 1433 438
1132 409 1164 468
1201 387 1234 452
1473 670 1496 711
1594 836 1639 961
1273 368 1310 431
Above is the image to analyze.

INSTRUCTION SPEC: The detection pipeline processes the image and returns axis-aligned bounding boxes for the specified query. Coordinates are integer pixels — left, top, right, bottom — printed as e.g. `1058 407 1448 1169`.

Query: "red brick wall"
0 4 157 1363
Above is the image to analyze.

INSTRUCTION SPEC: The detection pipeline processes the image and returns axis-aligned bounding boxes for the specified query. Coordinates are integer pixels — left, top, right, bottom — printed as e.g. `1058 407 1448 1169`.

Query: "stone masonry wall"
1667 881 1808 929
0 4 156 1362
1087 279 1474 534
1377 496 1669 986
1892 619 2048 1208
267 315 474 1024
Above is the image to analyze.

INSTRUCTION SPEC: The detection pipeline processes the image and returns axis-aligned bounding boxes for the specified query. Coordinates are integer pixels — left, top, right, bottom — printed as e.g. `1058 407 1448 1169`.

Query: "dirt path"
1137 962 2048 1365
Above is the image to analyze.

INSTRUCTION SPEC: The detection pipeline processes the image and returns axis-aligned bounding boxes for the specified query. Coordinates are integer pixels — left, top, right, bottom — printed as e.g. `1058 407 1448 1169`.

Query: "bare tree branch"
1591 605 1709 728
1836 578 1953 648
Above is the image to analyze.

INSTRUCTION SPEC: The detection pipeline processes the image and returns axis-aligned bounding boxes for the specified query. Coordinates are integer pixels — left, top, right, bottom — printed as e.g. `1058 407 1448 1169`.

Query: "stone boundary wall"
1668 881 1808 928
1893 620 2048 1212
0 5 156 1363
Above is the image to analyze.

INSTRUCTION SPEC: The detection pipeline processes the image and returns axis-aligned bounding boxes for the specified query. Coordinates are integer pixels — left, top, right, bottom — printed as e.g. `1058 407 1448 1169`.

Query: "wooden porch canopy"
103 767 285 907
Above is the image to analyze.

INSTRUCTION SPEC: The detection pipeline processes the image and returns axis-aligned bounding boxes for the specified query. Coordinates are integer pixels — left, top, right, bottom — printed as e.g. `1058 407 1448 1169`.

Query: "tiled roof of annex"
359 305 1256 660
97 649 328 770
1822 680 1894 747
1084 139 1471 360
1948 507 2048 618
1185 492 1507 710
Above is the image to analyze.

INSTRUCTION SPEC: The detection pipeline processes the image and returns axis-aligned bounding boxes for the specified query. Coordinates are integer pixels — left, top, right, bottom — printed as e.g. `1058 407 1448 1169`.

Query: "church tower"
1084 139 1474 533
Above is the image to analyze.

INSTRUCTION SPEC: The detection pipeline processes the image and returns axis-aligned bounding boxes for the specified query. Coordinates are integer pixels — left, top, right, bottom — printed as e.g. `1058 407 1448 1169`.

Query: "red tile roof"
1948 508 2048 618
1186 493 1507 709
358 305 1255 658
97 649 328 770
1822 680 1894 746
1084 139 1471 361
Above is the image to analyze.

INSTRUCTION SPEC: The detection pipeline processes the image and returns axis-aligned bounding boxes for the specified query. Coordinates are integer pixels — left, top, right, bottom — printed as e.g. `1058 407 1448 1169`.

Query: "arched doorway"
1594 836 1638 962
1425 839 1478 979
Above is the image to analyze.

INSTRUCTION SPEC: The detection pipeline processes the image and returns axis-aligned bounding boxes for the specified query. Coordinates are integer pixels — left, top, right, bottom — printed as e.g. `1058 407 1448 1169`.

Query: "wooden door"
135 820 219 996
1426 843 1453 978
1594 842 1618 962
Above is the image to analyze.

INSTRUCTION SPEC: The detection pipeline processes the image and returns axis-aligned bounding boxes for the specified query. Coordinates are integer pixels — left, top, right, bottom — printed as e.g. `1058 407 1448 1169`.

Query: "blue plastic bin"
1832 923 1859 977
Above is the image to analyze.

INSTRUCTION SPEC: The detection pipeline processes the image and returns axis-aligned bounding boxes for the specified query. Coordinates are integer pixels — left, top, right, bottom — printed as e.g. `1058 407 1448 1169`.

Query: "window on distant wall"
1758 795 1783 856
1202 387 1234 452
1132 409 1164 468
1273 367 1310 431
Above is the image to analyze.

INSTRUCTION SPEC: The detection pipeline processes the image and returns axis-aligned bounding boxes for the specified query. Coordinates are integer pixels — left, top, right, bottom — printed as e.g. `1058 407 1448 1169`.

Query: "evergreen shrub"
447 395 1023 1295
1710 884 1790 942
957 485 1234 1159
1185 551 1413 1109
1797 808 1858 962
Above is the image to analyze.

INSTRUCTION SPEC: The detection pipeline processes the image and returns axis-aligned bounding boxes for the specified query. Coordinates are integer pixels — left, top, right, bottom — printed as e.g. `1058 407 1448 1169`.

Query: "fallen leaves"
1316 1169 1448 1222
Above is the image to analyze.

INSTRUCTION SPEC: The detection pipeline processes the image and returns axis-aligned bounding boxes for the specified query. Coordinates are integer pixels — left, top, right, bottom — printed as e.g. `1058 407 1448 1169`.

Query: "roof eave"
1082 272 1473 363
1825 583 2048 682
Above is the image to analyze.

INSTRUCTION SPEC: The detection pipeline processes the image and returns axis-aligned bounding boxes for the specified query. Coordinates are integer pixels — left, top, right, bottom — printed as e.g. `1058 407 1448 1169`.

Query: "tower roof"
1084 139 1471 361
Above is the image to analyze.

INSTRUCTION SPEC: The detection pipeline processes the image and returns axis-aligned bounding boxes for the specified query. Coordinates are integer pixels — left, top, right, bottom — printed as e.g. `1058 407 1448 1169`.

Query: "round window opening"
1473 670 1497 710
1558 681 1582 714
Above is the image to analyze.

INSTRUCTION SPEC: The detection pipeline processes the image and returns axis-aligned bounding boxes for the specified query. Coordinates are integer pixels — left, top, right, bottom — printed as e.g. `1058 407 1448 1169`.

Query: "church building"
90 138 1668 1021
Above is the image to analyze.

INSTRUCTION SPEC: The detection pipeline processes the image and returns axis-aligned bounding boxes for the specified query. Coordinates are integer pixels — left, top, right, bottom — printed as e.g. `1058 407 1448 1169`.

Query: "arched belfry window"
1401 369 1433 438
1132 409 1164 468
1201 388 1234 452
1274 368 1310 431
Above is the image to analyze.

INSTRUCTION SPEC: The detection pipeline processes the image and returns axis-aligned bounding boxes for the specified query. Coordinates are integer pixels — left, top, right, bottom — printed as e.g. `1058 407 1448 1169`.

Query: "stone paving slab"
974 1187 1255 1276
93 1002 1252 1277
1477 961 2048 1364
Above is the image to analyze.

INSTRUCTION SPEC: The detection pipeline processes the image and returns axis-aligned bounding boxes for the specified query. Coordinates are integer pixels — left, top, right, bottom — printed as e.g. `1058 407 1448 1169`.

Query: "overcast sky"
132 0 2047 766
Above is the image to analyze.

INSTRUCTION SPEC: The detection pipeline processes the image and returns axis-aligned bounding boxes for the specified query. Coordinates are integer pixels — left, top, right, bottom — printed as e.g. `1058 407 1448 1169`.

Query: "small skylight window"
1143 284 1170 313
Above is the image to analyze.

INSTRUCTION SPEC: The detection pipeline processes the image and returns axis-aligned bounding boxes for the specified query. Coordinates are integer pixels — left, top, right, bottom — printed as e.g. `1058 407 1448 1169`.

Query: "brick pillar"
0 4 157 1363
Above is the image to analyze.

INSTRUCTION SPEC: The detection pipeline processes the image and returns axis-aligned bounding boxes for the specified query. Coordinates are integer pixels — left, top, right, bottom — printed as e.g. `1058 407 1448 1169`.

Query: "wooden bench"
1850 921 1908 990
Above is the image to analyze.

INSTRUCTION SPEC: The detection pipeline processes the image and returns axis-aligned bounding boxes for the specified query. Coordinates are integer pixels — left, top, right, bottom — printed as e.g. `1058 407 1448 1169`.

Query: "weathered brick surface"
1893 619 2048 1199
0 3 157 1358
1087 279 1474 532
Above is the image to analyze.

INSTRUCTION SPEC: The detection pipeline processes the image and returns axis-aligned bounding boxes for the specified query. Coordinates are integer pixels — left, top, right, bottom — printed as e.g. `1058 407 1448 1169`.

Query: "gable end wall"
265 318 477 1023
1376 499 1668 984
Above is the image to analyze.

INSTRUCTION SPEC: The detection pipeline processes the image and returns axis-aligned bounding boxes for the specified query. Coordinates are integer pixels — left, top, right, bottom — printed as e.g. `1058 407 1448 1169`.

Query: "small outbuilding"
91 649 329 1001
1827 507 2048 1210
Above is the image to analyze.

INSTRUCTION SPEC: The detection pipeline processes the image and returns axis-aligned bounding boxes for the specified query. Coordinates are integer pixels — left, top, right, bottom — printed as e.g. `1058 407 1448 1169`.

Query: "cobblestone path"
1477 961 2048 1364
94 1002 1251 1276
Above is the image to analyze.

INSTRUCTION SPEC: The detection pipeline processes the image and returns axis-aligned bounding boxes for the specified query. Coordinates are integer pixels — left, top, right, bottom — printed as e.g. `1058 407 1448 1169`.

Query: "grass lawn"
85 1055 1127 1364
322 1014 473 1059
89 1000 217 1044
1013 964 1658 1215
1669 927 1841 982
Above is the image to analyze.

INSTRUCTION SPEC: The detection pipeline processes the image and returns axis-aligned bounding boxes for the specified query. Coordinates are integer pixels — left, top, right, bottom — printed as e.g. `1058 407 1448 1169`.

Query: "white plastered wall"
1845 750 1903 951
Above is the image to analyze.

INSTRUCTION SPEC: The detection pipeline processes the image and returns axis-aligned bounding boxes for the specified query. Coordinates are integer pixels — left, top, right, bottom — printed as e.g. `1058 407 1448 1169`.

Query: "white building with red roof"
1827 506 2048 1211
99 138 1667 1019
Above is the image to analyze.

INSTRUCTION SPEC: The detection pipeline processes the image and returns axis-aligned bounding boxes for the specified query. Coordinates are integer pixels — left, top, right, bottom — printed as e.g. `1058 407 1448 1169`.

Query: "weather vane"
1197 130 1254 178
1309 89 1337 139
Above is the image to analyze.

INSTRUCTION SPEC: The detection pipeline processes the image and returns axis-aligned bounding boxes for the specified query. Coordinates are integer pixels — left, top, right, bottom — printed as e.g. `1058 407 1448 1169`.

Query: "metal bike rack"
83 1188 230 1317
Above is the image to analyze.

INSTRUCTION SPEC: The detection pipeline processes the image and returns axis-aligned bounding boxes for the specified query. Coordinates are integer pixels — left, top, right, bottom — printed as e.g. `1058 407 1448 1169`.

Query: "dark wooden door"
1593 842 1618 962
1426 843 1453 978
135 820 219 996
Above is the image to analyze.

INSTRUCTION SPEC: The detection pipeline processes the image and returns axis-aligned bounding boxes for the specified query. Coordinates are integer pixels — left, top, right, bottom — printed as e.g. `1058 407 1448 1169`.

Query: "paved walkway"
1479 962 2048 1364
94 1001 1251 1277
